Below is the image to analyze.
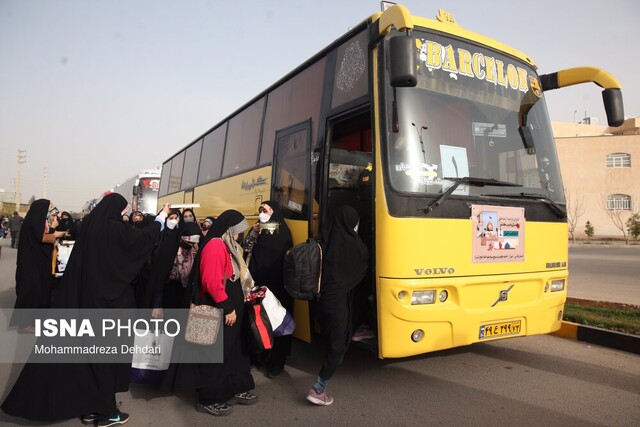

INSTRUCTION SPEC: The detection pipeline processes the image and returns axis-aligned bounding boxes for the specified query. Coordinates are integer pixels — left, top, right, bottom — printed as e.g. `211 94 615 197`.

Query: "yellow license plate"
479 320 522 339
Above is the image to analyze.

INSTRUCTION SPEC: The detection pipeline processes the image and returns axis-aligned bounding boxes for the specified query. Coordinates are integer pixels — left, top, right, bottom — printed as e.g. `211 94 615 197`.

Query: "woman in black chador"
163 209 257 417
306 205 368 406
2 194 168 426
10 199 66 330
244 200 293 377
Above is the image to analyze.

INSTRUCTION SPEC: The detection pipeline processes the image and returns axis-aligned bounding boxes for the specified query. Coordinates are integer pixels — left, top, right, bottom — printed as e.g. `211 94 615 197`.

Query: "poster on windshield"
472 205 524 263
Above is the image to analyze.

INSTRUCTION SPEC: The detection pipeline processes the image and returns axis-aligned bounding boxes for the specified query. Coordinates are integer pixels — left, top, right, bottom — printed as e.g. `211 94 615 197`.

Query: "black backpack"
282 237 323 300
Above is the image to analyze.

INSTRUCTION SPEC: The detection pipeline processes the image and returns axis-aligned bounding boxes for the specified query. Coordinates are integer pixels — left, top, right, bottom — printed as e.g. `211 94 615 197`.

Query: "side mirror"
389 35 417 87
602 88 625 127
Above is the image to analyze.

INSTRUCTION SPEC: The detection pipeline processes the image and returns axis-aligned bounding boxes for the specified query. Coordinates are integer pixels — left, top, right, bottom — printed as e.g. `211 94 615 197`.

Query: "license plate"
479 320 522 339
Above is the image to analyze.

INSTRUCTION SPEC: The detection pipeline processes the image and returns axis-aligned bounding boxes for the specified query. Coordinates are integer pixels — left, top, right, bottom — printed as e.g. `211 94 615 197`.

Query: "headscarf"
53 193 161 308
181 208 197 225
201 216 215 232
129 210 145 229
320 205 369 298
181 221 202 238
179 222 201 248
58 211 72 230
210 209 252 291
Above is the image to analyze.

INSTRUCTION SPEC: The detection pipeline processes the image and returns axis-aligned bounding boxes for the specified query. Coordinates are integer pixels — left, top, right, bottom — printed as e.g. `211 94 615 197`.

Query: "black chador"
2 194 162 422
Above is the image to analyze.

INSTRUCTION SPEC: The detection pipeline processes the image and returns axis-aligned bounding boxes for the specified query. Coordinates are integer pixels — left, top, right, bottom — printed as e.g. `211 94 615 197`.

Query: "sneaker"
97 411 129 427
227 391 258 405
352 325 374 342
80 413 98 424
196 403 232 416
306 388 334 406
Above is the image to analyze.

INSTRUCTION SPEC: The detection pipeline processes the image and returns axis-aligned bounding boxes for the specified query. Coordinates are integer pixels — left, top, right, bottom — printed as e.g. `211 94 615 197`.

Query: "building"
554 118 640 240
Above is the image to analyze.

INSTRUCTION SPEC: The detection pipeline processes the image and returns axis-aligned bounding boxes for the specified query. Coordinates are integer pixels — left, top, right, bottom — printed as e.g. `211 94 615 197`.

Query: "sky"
1 0 639 212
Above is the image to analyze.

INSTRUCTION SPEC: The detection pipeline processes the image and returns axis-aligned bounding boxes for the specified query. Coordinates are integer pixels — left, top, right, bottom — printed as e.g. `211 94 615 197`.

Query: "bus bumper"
376 272 567 358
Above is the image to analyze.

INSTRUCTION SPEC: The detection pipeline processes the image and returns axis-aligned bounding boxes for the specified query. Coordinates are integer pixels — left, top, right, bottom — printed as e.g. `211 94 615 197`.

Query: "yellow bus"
157 4 624 358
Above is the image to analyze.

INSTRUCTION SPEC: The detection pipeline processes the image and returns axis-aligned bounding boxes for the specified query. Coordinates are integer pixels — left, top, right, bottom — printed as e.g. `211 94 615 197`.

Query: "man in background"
8 211 24 249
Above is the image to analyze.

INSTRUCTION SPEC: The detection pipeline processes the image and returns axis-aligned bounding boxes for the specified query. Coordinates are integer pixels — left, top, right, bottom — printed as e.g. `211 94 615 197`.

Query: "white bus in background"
111 169 161 214
84 170 161 217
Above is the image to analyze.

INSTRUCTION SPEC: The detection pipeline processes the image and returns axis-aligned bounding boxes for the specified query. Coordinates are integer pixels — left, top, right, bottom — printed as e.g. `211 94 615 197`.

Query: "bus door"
324 109 376 343
325 110 373 221
271 119 313 342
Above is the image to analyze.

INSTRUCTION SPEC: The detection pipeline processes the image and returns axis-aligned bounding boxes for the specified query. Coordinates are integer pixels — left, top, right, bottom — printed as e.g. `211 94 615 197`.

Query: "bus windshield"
384 31 564 205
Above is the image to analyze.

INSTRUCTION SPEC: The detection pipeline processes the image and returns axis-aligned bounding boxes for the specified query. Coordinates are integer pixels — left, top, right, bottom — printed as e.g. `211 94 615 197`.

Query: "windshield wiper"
421 177 522 213
481 192 567 218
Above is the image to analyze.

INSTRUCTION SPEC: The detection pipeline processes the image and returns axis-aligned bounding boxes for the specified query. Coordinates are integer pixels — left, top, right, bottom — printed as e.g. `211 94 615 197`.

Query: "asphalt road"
0 238 638 426
568 244 640 305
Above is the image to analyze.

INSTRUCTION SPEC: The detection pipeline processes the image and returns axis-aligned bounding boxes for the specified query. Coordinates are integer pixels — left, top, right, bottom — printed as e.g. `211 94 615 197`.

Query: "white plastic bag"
262 288 295 336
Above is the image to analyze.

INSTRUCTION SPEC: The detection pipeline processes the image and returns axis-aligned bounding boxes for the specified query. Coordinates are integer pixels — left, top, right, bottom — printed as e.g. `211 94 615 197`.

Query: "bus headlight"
411 290 436 305
550 279 565 292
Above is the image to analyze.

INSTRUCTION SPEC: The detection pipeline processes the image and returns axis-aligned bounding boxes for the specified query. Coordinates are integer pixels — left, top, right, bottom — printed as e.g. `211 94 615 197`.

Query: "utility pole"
15 149 26 210
43 167 49 199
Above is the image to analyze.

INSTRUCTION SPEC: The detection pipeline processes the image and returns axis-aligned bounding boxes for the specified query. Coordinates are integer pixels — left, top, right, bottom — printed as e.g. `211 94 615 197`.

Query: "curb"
553 321 640 355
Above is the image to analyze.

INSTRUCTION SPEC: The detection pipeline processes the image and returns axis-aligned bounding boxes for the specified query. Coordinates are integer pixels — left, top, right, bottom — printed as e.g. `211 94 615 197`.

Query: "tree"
584 221 595 240
565 188 585 243
627 213 640 241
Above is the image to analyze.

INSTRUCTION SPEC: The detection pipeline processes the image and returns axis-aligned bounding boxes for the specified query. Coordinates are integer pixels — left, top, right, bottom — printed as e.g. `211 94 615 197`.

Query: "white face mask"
259 212 271 223
166 219 179 230
354 222 359 233
184 216 195 223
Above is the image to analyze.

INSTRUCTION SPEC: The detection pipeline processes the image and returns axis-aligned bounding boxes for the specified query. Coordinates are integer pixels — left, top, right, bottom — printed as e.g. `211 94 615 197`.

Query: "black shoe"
97 411 129 427
266 365 284 378
80 413 98 424
196 403 232 416
227 391 258 405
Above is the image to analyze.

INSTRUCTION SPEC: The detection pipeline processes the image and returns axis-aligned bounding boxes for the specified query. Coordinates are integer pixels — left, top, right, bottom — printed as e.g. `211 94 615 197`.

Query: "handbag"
245 287 273 350
184 303 223 346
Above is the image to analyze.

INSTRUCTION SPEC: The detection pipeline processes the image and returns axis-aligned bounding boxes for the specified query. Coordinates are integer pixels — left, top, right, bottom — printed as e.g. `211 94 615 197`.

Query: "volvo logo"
491 284 514 307
413 267 455 276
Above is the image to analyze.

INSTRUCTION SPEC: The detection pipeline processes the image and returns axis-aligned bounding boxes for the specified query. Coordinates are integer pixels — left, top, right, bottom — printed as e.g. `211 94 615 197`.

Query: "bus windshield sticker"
439 145 469 195
394 162 439 185
416 38 532 94
472 205 524 263
414 36 541 111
